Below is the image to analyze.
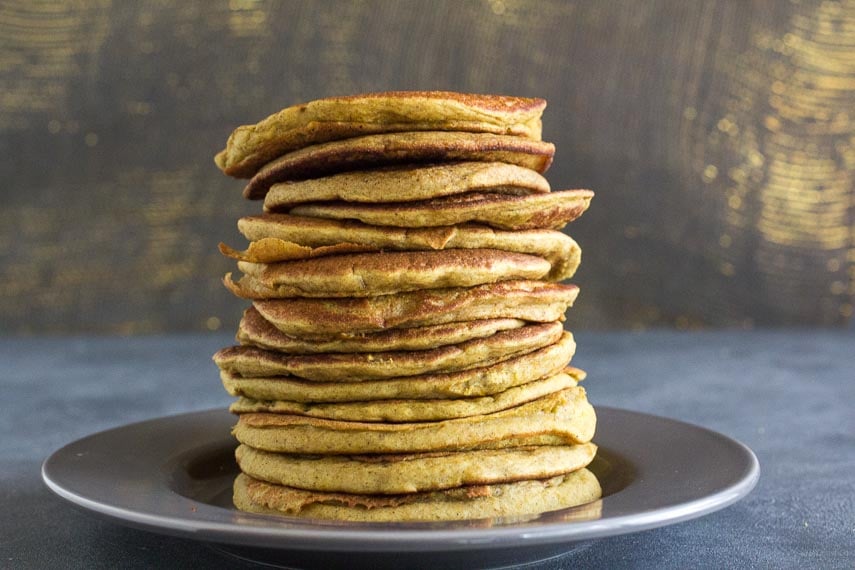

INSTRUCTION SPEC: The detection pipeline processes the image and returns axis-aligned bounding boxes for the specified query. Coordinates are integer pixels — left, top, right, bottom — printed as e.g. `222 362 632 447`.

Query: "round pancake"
214 322 564 381
235 442 596 494
229 368 581 422
215 92 546 178
220 336 577 402
237 307 527 353
243 131 555 199
251 280 579 337
227 249 552 298
263 162 548 209
232 386 595 455
233 469 601 522
232 214 581 280
287 190 594 231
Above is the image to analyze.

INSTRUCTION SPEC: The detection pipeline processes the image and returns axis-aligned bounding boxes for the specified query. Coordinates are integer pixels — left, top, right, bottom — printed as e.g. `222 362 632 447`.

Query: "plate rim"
42 406 760 552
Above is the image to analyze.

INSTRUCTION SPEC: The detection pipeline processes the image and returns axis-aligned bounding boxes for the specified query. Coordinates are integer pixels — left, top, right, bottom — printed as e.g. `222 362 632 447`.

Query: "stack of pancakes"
212 92 599 521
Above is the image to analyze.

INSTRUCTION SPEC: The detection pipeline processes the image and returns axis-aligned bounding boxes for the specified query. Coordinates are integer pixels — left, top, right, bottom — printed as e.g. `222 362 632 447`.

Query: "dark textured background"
1 0 853 334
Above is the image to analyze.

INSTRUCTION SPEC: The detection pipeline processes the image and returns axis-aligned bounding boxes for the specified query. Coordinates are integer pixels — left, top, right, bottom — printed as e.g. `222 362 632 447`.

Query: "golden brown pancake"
219 240 375 264
231 214 581 280
216 92 546 178
242 131 555 199
214 323 564 381
251 280 579 338
235 442 597 494
229 368 581 422
233 469 601 521
220 338 577 402
237 307 527 353
232 386 595 455
226 249 552 298
264 162 548 208
287 189 594 231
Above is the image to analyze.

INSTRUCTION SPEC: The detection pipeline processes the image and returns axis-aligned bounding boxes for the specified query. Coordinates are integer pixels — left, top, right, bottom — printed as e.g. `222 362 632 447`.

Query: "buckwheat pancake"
233 469 601 522
251 280 579 337
235 442 596 494
220 239 375 264
228 249 551 298
232 214 581 280
214 323 564 381
237 307 526 353
232 386 595 455
243 131 555 199
216 92 546 178
264 162 549 209
220 335 577 402
229 368 582 422
286 189 594 231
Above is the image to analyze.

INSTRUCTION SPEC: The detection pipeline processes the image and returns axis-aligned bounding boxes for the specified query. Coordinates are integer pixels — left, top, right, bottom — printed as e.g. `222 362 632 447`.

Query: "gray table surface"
2 330 853 569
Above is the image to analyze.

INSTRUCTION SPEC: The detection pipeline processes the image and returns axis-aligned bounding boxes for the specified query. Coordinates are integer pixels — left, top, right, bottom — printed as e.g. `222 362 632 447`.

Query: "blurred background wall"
0 0 853 335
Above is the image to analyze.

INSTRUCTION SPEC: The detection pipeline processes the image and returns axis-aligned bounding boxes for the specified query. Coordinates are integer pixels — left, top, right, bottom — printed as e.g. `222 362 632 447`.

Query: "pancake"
235 442 597 494
215 92 546 178
227 249 552 298
233 469 601 521
232 214 581 280
243 131 555 199
237 307 527 353
220 336 577 402
232 386 595 455
229 368 581 422
264 162 549 209
287 189 594 231
251 280 579 338
219 240 375 264
214 323 564 381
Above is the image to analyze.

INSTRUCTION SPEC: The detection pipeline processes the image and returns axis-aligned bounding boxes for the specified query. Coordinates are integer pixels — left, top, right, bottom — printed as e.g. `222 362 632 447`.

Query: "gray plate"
42 407 758 569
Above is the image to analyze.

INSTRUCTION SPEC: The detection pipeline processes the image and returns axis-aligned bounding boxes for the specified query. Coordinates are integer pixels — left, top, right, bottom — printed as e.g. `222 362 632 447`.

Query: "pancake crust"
251 280 579 337
237 307 527 353
232 386 595 455
216 92 546 178
264 162 549 208
229 369 581 422
219 240 375 264
233 469 601 521
220 336 577 402
287 190 594 231
227 249 552 298
234 214 581 280
243 131 555 199
235 442 596 494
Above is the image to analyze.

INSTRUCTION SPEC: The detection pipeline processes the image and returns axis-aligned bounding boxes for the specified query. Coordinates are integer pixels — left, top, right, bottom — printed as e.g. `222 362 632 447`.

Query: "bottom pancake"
233 469 601 522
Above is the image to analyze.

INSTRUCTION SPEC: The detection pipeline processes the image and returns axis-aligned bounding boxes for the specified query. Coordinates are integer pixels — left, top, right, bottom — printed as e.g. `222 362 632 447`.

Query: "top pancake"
215 92 546 178
242 132 555 199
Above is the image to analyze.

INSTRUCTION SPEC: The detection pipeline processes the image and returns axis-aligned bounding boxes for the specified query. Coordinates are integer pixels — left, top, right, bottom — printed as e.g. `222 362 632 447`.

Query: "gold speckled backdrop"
0 0 853 334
